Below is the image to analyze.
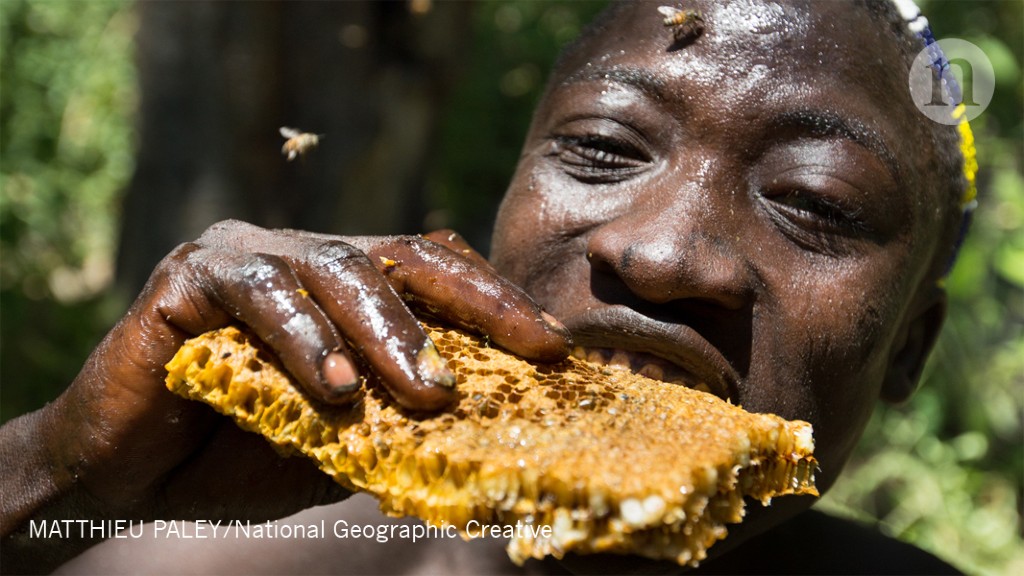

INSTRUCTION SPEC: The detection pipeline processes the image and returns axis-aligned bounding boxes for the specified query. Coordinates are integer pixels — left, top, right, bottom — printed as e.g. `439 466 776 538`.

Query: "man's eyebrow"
559 66 668 101
768 110 902 186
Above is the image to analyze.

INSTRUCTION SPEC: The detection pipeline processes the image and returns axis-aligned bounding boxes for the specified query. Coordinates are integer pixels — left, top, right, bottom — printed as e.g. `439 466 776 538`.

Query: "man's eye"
553 136 649 183
773 191 847 221
764 189 872 252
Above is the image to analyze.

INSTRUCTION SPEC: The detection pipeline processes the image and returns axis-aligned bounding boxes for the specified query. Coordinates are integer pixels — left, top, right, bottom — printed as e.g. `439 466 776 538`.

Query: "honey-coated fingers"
239 225 572 364
165 244 359 404
195 220 457 410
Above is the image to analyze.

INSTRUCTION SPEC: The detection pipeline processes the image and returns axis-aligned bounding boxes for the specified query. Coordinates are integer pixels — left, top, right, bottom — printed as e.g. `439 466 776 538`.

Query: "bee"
658 6 705 42
279 127 322 161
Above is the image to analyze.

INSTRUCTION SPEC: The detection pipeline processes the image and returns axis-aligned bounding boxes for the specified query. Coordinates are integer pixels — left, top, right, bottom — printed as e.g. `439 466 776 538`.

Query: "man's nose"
584 195 754 311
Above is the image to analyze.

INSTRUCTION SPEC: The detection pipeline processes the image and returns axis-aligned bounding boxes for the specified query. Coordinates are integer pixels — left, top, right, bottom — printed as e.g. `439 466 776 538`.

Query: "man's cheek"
751 272 891 406
800 285 892 377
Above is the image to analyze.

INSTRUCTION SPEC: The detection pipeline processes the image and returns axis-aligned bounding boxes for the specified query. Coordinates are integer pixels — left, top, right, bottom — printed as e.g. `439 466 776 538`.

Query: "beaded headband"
892 0 979 278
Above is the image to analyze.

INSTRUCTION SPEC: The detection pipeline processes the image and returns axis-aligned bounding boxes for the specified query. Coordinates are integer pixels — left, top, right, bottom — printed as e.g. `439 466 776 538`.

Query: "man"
1 1 968 573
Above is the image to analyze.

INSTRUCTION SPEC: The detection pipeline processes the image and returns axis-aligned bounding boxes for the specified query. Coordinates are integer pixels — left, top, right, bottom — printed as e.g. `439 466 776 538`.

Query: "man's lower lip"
571 346 717 397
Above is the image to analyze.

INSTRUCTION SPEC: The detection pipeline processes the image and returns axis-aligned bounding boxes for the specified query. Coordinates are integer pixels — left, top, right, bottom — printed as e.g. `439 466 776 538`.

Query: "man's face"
491 0 945 548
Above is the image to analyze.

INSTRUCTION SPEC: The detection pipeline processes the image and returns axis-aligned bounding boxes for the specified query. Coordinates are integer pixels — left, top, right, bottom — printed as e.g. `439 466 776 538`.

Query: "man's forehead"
563 1 884 78
548 0 924 192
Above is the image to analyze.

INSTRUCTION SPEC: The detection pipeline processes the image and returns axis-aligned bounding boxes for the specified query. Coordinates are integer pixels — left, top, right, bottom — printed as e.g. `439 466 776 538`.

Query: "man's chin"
554 495 817 574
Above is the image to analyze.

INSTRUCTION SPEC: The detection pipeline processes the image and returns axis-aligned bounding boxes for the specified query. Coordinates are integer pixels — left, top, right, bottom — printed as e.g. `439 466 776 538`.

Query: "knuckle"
308 241 366 269
233 252 291 284
165 241 202 261
403 234 436 249
143 244 212 313
398 234 448 258
153 242 202 276
197 219 263 246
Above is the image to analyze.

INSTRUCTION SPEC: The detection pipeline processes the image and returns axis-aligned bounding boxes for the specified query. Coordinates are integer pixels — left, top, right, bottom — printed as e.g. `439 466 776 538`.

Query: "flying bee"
658 6 705 42
279 127 323 161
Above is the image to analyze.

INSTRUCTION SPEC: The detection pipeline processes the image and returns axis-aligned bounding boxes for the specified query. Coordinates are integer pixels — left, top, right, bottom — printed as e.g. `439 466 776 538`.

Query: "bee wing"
658 6 681 17
280 127 301 138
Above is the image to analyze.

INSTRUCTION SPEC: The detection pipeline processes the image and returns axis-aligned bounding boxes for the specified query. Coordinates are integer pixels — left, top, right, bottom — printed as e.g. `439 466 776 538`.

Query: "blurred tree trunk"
116 1 471 296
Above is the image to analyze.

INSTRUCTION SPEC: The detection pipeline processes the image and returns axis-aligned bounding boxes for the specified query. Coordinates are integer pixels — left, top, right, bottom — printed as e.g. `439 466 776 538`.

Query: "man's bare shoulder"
696 509 963 575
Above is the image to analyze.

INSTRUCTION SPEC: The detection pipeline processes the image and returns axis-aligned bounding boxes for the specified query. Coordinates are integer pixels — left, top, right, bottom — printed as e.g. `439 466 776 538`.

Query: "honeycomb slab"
165 323 817 566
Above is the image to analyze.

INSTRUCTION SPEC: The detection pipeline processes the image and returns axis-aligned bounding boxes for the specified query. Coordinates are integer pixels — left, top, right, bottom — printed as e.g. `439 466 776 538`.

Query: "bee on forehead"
658 6 705 43
279 127 323 161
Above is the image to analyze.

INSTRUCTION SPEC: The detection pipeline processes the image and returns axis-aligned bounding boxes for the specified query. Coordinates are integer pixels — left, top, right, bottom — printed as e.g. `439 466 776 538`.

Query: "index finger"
365 236 572 363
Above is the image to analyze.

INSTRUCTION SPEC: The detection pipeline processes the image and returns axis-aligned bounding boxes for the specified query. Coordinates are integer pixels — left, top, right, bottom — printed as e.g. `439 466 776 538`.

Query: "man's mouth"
571 346 728 401
560 307 740 404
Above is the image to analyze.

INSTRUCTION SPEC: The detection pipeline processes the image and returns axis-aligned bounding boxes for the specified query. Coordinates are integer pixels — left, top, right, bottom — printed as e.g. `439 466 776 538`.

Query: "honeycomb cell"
374 439 391 460
480 400 500 419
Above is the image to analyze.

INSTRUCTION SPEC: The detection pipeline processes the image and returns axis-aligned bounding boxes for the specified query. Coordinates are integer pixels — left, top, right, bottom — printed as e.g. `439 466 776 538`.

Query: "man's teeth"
637 363 664 381
571 346 712 394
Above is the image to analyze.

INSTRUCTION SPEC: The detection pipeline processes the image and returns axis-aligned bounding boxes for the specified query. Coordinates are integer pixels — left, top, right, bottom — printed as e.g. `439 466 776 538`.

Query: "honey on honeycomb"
165 323 817 566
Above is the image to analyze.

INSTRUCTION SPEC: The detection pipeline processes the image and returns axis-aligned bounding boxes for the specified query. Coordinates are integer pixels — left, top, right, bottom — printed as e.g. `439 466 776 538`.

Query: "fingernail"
541 310 568 332
416 341 455 389
323 351 360 392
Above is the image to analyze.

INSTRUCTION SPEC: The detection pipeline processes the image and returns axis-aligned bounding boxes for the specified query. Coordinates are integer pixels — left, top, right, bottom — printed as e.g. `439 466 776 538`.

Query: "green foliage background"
1 1 1020 573
1 0 135 420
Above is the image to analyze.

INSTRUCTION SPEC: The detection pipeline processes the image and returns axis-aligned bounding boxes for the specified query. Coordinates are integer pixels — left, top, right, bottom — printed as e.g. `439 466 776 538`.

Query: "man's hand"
0 220 570 572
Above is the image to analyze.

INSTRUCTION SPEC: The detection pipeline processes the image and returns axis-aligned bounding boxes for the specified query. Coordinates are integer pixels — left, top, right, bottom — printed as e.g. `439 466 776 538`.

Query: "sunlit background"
1 1 1020 574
